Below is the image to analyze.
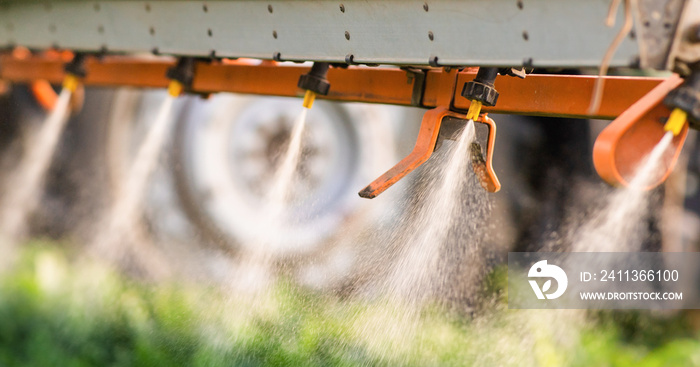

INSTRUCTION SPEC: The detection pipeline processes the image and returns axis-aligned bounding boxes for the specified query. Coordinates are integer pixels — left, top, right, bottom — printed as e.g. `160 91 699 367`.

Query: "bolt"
345 31 350 40
339 4 345 12
423 2 429 11
272 30 277 39
267 4 273 13
429 56 439 67
428 31 434 41
345 54 355 64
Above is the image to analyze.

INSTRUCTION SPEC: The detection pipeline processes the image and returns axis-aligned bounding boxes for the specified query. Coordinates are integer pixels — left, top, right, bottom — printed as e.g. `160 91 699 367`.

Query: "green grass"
0 244 699 366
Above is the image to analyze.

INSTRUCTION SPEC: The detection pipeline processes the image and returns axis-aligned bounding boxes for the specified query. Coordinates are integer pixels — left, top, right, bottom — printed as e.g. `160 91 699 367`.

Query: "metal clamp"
358 106 500 198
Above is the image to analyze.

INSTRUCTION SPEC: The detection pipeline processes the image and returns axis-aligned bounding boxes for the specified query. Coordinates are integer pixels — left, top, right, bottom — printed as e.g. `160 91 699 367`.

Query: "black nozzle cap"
462 81 499 106
664 69 700 127
166 57 196 88
298 62 331 95
64 53 87 78
461 67 499 106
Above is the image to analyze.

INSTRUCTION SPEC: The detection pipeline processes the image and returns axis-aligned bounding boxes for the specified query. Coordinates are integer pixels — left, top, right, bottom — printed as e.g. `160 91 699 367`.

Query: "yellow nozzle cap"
168 80 184 97
466 100 482 121
664 108 687 136
302 90 316 109
62 74 80 93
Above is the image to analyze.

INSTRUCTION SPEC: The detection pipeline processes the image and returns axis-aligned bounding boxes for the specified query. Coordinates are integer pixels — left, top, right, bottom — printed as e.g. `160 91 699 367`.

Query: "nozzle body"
166 58 196 92
62 53 87 92
462 67 501 120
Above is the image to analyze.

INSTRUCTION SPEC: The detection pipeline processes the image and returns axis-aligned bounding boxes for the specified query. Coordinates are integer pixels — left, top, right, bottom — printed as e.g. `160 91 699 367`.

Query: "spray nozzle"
664 68 700 131
165 57 197 97
62 53 87 92
462 67 500 120
298 62 330 109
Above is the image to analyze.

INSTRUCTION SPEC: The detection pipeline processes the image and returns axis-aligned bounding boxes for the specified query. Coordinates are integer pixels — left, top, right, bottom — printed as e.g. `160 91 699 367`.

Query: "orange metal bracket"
30 80 58 111
29 79 85 113
593 74 688 188
358 106 450 199
470 116 500 193
358 107 500 198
